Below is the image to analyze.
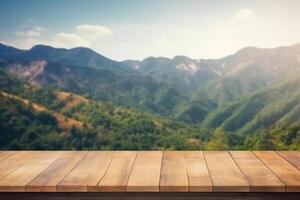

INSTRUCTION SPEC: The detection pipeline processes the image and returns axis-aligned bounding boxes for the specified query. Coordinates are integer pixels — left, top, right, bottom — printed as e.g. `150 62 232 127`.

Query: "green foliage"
62 101 208 150
0 95 61 149
205 130 229 150
243 123 300 150
175 99 217 123
58 68 187 116
22 87 66 111
1 69 300 150
203 75 300 134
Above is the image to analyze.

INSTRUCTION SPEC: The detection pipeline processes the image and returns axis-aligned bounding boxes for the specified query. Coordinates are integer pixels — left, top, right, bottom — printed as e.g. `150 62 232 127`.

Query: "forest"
1 69 299 150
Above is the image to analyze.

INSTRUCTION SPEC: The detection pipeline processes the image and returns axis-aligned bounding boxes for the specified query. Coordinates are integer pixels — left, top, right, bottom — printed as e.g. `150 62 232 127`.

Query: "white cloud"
233 8 254 20
49 24 112 48
1 38 45 49
76 24 113 39
7 24 112 50
15 30 41 38
52 32 90 47
14 27 45 38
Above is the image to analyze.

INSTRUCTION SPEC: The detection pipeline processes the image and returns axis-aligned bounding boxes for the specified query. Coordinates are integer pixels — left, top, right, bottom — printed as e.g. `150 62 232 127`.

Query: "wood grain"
277 151 300 170
98 151 137 192
0 151 62 192
0 151 300 193
160 151 189 192
57 151 113 192
254 151 300 192
27 151 87 192
126 151 162 192
204 151 249 192
183 151 213 192
0 151 39 180
0 151 15 162
230 151 285 192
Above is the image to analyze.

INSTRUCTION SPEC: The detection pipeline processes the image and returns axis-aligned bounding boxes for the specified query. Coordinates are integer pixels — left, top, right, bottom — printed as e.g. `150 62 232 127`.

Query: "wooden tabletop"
0 151 299 192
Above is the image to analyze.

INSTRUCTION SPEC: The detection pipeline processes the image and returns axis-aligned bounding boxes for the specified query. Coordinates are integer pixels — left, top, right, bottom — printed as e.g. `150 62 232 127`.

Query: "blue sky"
1 0 300 60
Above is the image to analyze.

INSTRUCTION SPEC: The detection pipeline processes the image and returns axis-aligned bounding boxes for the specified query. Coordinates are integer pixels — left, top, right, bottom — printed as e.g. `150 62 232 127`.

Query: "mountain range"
0 42 300 150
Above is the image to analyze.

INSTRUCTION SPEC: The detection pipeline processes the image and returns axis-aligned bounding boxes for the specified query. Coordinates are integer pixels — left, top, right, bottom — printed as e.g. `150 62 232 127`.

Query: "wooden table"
0 151 299 200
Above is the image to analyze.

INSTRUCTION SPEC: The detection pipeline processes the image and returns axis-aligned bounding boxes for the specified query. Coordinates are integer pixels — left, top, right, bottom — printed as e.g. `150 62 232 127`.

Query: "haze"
0 0 300 60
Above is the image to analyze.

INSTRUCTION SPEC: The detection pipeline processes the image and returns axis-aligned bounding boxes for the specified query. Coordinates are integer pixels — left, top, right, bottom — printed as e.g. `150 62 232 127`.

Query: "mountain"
0 69 210 150
174 44 300 123
202 74 300 134
124 44 300 94
1 68 299 150
204 44 300 101
1 43 300 127
0 43 131 72
1 42 300 150
124 55 221 91
0 44 188 115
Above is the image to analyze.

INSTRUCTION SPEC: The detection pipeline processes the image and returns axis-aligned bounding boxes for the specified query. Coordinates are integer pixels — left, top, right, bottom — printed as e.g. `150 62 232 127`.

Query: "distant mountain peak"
0 43 131 72
30 44 55 50
235 46 260 56
69 46 96 54
173 55 192 61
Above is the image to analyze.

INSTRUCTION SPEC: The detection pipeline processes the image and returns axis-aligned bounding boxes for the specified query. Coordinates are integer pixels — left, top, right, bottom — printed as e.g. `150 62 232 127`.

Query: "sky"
0 0 300 61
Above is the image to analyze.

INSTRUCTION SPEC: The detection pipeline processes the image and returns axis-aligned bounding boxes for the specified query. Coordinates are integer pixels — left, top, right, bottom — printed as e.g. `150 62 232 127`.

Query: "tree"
205 129 228 150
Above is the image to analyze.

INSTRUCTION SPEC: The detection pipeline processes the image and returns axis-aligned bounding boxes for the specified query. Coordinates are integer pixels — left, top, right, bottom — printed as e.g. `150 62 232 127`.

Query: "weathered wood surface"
98 151 137 192
0 151 299 192
254 151 300 192
0 151 62 192
58 151 112 192
126 151 162 192
160 151 189 192
204 151 249 192
183 151 212 192
278 151 300 170
230 151 285 192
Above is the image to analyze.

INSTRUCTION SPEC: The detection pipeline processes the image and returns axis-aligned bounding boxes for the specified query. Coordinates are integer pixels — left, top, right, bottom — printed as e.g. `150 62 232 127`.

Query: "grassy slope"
203 74 300 134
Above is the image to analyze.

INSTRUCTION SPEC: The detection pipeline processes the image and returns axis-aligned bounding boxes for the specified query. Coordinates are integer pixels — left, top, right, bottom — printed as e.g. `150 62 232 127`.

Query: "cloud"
50 24 112 47
1 38 45 49
6 24 112 49
76 24 113 39
15 30 41 37
14 27 45 38
233 8 254 20
52 32 90 47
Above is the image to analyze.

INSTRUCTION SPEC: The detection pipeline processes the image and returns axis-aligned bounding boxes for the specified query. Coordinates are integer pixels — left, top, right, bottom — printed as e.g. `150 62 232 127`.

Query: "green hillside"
0 70 211 150
1 69 299 150
1 42 300 151
203 74 300 135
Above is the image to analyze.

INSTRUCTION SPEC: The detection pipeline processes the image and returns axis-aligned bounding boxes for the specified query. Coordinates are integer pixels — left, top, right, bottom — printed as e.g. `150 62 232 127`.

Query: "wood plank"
0 151 299 193
0 151 62 192
0 151 40 180
0 151 16 162
98 151 137 192
126 151 162 192
254 151 300 192
57 151 112 192
204 151 249 192
160 151 189 192
230 151 285 192
183 151 213 192
26 151 87 192
277 151 300 170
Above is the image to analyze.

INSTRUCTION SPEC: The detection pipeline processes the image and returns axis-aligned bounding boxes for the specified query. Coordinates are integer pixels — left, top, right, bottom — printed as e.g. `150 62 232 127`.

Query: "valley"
0 43 300 150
